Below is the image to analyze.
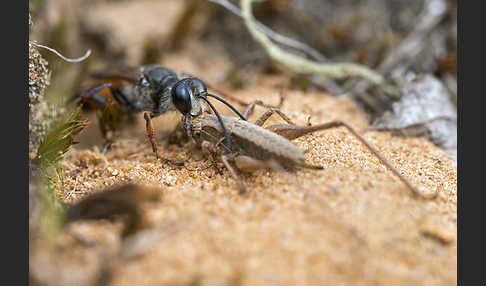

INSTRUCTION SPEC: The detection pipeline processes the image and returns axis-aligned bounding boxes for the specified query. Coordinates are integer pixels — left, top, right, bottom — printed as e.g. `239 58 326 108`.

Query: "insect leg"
220 154 247 195
243 90 286 119
143 111 159 157
143 111 184 166
253 107 297 126
234 155 283 173
267 120 436 200
243 100 265 119
79 83 113 106
78 83 122 143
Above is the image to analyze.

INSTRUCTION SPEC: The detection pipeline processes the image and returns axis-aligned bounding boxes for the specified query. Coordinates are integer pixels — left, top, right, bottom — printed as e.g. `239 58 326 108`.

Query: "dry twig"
239 0 385 85
30 41 91 63
208 0 327 62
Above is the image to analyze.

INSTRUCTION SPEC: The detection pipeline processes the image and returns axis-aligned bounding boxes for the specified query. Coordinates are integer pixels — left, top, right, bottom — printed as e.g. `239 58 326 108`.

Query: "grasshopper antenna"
200 97 232 153
207 93 247 121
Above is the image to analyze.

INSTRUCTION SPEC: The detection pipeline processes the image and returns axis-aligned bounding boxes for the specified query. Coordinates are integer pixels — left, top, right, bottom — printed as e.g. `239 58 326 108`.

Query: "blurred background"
29 0 457 168
29 0 456 107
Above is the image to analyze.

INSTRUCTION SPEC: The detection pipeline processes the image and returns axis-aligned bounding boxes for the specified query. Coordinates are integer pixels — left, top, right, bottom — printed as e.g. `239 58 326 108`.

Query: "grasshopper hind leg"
267 120 436 200
247 104 434 199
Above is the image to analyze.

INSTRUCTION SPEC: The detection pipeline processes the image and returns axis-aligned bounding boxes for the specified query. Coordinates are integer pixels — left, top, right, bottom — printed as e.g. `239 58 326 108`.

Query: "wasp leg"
266 120 436 200
220 154 247 195
143 111 159 157
79 83 113 106
143 111 184 166
78 83 119 147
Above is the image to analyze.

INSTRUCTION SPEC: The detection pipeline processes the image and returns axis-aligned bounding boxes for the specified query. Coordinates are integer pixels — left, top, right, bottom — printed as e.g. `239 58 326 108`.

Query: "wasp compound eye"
172 82 192 114
189 78 207 93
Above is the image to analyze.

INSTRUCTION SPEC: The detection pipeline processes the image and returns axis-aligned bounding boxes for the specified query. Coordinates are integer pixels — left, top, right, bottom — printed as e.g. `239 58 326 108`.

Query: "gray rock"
372 74 457 163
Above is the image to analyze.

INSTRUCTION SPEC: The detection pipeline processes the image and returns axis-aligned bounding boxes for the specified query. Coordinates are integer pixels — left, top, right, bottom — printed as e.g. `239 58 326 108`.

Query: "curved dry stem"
208 0 326 61
240 0 385 85
30 41 91 63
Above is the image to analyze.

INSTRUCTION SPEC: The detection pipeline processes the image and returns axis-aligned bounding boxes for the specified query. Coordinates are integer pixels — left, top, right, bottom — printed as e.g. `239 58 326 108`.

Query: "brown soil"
35 73 457 286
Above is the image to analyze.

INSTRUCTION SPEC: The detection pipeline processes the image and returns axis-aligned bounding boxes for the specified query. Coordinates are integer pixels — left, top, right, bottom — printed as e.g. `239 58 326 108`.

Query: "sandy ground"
31 73 456 286
29 1 457 283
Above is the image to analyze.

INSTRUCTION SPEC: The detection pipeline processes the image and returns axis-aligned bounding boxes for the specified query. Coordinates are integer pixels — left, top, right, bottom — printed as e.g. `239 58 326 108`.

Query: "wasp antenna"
207 94 247 121
200 97 232 152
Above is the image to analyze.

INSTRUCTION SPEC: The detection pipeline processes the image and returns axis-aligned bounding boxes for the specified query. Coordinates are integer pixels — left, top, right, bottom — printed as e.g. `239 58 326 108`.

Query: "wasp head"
172 77 247 152
171 78 208 117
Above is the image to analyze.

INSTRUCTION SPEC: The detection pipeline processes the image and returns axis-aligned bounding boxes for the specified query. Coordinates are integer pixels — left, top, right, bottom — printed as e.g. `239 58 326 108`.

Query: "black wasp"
78 65 246 164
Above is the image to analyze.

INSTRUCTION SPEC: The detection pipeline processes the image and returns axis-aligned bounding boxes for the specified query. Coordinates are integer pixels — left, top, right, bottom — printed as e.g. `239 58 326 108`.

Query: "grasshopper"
184 103 436 200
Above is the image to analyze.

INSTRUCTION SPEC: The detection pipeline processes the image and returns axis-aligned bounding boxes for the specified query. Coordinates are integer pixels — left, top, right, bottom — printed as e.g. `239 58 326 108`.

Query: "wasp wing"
90 65 142 84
